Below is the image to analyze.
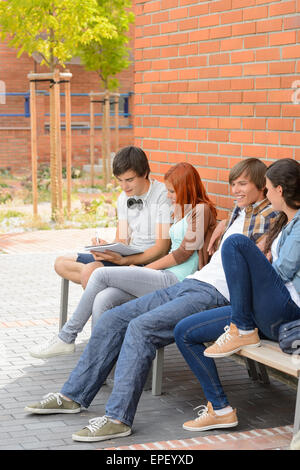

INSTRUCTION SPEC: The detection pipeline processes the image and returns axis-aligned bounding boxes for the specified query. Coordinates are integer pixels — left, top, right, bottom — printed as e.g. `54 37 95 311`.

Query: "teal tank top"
166 214 199 282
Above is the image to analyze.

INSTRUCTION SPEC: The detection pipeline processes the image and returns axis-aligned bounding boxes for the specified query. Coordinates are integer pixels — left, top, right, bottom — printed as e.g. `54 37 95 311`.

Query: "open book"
84 242 144 257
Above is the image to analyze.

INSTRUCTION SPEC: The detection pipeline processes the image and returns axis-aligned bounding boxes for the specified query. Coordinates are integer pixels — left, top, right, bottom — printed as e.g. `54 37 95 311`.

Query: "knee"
127 317 149 341
89 266 105 285
174 315 203 347
81 262 102 289
222 233 248 252
91 291 114 328
174 318 189 345
54 255 68 276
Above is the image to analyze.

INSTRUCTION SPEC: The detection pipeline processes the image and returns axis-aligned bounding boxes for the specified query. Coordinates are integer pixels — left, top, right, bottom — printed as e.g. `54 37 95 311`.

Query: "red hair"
164 162 217 219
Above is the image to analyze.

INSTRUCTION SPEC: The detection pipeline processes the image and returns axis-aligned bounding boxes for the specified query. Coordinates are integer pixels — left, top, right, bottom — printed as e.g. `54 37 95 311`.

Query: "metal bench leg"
59 278 69 331
294 378 300 435
256 363 270 384
152 348 164 396
245 359 270 384
245 358 259 381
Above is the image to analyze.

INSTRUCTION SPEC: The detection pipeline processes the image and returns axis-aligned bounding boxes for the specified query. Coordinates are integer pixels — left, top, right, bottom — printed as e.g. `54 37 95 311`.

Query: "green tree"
0 0 117 70
77 0 134 184
79 0 134 90
0 0 118 219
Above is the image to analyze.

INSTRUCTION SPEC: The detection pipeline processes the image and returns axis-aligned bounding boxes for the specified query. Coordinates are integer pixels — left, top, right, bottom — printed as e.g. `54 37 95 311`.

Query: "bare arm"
145 252 177 270
207 219 227 255
146 204 209 270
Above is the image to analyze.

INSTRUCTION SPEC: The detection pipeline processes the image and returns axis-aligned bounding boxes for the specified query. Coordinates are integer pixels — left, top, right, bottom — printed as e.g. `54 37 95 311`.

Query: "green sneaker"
72 416 131 442
24 392 81 414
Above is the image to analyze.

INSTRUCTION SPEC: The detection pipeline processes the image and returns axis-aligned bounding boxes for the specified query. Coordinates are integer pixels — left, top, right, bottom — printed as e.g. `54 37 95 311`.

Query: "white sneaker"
290 430 300 450
29 335 75 359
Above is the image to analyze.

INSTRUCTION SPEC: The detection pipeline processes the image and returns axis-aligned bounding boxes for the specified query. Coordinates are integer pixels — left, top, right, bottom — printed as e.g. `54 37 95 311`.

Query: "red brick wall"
133 0 300 218
0 40 134 174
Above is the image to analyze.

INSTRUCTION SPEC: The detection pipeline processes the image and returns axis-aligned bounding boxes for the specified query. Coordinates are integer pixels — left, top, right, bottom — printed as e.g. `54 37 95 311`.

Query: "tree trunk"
90 93 95 187
49 78 58 219
54 68 64 223
49 47 59 220
104 89 111 183
101 91 108 186
29 75 38 218
64 70 72 217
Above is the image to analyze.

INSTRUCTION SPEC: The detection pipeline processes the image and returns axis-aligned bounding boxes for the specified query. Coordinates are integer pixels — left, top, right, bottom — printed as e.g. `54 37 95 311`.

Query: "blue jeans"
174 306 232 409
60 278 229 426
174 234 300 409
59 266 178 343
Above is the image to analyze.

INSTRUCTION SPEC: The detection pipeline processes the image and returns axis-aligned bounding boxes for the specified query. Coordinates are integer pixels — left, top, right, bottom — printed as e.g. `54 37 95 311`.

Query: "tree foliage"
0 0 118 69
77 0 134 90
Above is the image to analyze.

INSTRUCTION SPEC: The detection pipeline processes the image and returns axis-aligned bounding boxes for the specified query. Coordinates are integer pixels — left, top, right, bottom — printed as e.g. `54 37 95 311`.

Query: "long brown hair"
264 158 300 254
164 162 217 220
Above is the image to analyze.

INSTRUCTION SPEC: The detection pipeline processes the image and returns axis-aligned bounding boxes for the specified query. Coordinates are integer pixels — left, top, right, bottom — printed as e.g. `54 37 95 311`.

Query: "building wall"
0 40 134 174
133 0 300 217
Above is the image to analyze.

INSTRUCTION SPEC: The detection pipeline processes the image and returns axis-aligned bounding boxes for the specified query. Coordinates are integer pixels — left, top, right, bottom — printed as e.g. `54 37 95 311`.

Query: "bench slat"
237 342 300 378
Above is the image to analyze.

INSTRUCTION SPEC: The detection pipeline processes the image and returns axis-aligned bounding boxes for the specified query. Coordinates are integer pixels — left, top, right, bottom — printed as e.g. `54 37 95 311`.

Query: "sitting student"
30 162 217 358
174 158 300 432
25 158 278 443
54 146 172 289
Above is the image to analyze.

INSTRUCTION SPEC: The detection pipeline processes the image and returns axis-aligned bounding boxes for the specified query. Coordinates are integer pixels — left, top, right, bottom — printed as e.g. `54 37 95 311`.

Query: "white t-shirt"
271 231 300 307
117 179 172 251
187 209 246 301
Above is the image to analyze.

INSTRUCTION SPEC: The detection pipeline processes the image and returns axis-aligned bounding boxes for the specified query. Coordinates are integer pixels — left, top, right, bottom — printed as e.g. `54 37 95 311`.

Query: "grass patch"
0 210 24 222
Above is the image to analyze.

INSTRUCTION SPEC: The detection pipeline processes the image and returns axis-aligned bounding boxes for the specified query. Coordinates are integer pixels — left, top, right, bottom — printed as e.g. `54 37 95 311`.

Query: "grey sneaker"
29 335 75 359
24 392 81 414
72 416 131 442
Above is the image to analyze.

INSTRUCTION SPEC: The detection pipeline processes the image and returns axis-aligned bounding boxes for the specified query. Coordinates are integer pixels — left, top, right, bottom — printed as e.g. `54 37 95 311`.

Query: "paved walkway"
0 228 296 450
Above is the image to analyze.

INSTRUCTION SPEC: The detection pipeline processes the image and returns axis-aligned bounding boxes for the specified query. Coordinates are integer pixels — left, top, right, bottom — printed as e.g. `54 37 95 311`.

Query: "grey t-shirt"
117 179 172 251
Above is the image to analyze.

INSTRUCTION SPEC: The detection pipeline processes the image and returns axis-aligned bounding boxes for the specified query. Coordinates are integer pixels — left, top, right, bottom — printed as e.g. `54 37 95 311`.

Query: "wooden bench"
153 340 300 435
236 340 300 435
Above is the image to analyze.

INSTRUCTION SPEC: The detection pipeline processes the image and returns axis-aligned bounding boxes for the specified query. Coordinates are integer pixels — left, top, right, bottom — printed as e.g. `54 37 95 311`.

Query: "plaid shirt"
224 198 278 244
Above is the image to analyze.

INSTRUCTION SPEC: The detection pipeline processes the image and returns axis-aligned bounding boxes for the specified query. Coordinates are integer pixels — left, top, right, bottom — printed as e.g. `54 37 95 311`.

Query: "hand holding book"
84 242 143 257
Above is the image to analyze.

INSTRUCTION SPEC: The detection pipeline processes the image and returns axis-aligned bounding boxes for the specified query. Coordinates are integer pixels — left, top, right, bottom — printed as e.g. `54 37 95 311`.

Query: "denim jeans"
59 266 178 343
222 234 300 340
174 306 232 409
174 234 300 410
60 278 229 426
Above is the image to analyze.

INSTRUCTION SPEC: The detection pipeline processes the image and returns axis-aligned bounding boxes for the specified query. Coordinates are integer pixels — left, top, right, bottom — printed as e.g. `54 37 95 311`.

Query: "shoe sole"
204 342 261 358
183 421 238 432
72 429 132 442
24 406 81 414
29 350 75 359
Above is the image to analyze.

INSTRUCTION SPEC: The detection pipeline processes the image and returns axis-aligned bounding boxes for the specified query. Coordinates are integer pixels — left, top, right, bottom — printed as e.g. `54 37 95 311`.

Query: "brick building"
0 40 134 173
1 1 300 217
133 0 300 217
